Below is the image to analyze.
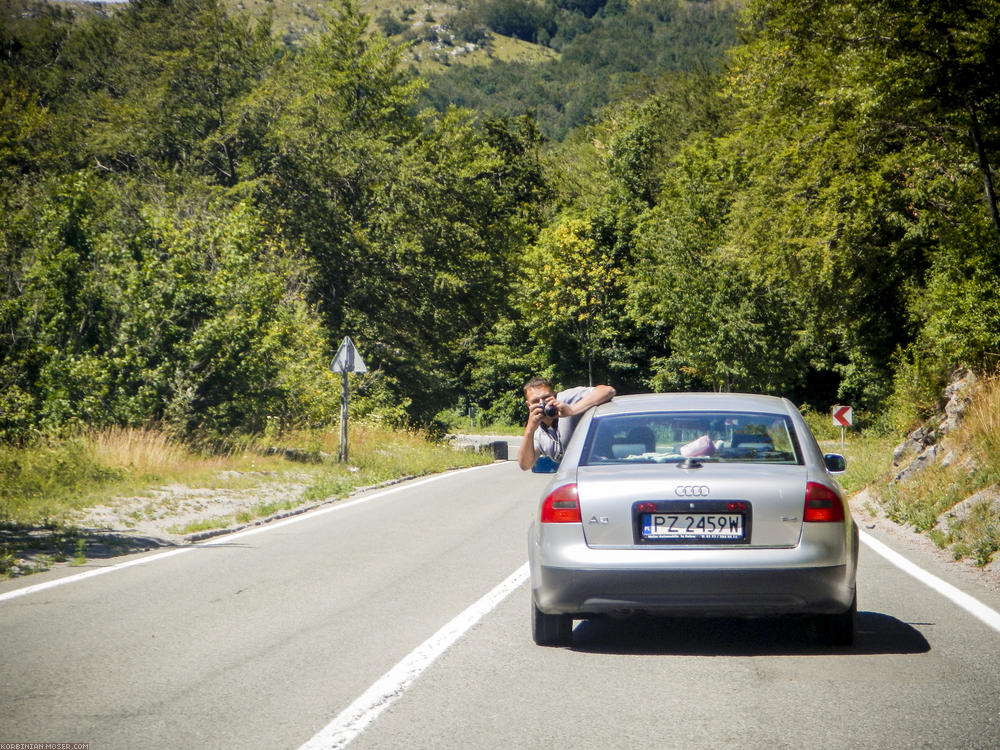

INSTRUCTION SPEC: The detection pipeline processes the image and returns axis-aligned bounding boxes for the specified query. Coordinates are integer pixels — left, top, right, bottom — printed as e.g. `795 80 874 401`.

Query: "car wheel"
532 600 573 646
815 593 857 646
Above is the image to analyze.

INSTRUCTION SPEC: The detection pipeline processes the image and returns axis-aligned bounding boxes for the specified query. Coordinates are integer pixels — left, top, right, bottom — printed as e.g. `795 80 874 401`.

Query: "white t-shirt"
532 386 593 461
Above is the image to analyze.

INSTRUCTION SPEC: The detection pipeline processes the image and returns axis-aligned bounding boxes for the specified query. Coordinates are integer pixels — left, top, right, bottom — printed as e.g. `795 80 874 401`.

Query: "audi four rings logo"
675 485 711 497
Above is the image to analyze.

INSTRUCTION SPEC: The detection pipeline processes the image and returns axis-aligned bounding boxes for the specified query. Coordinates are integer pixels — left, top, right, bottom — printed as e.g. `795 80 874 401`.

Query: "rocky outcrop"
892 368 978 484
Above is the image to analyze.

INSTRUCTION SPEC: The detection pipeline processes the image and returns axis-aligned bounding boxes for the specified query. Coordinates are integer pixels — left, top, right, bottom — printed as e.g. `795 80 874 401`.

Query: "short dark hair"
523 376 553 395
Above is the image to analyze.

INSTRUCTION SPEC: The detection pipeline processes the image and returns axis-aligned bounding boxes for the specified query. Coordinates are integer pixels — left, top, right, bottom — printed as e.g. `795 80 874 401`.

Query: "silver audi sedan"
528 393 858 647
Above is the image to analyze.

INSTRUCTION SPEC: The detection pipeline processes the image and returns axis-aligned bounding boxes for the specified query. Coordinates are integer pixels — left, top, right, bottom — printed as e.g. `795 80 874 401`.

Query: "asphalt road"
2 459 999 750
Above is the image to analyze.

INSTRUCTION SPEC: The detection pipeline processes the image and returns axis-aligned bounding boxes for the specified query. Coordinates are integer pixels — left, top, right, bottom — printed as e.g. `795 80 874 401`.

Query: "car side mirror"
824 453 847 474
532 456 559 473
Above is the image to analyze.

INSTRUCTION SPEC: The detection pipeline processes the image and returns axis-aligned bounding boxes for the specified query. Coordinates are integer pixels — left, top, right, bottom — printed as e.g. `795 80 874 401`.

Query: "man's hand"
526 400 548 430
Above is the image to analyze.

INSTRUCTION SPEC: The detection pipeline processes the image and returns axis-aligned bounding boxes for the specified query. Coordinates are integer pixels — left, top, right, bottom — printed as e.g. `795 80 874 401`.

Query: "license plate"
641 512 744 541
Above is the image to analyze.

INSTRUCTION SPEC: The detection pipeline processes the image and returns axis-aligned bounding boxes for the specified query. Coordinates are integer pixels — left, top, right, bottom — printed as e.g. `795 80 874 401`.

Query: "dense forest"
2 0 999 446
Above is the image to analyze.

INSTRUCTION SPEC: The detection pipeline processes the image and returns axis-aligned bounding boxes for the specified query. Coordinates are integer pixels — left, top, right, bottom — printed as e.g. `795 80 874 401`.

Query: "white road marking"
0 465 500 604
298 562 530 750
861 530 1000 633
0 547 192 603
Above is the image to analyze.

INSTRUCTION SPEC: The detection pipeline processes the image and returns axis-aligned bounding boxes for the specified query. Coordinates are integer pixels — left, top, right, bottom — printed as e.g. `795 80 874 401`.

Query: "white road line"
0 547 192 603
299 562 530 750
0 464 501 604
860 530 1000 633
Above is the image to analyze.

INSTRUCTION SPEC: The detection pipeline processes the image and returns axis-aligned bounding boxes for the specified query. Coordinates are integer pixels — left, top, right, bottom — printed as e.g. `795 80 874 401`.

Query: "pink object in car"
680 434 716 457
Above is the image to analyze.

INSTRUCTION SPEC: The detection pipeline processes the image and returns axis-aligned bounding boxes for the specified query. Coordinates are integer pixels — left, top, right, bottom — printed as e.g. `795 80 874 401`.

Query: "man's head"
524 377 557 418
523 377 554 397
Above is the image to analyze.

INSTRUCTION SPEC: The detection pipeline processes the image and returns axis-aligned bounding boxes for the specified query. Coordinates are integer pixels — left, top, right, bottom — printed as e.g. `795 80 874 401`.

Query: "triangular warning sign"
330 336 367 373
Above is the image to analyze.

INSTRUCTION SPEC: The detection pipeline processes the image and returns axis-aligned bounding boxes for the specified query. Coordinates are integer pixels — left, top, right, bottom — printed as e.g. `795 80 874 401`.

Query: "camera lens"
542 400 558 418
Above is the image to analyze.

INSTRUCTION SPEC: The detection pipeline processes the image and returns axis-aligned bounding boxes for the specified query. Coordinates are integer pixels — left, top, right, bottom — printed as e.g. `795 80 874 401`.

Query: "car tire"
532 600 573 646
815 593 857 646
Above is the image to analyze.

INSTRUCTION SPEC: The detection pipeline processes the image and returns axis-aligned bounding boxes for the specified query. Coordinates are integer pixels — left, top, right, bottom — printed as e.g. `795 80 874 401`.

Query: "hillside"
8 0 739 139
377 0 743 139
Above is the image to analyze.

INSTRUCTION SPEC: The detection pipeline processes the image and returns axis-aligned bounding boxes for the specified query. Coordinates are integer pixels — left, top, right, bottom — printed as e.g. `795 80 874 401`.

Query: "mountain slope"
396 0 743 139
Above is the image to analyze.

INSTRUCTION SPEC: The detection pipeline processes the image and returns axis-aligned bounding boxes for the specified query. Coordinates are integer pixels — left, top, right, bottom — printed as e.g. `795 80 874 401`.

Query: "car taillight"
804 482 845 522
540 484 582 524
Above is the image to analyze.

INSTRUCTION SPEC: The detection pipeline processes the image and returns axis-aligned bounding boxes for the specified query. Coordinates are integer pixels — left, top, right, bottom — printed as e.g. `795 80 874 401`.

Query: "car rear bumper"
529 522 858 617
532 564 855 617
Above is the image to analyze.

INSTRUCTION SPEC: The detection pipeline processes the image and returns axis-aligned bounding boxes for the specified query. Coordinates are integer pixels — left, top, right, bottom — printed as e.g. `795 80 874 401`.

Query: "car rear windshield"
581 411 802 465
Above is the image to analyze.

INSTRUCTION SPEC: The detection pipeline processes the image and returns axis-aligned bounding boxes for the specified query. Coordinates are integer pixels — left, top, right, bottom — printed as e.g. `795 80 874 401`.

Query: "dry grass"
3 420 493 576
955 373 1000 467
90 427 208 477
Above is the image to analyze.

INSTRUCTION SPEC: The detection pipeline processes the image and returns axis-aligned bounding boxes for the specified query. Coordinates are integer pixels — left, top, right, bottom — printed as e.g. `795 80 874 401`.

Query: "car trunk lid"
576 463 808 548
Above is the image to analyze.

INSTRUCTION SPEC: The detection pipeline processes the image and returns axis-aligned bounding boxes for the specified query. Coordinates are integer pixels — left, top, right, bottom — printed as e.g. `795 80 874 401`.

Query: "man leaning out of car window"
517 377 615 471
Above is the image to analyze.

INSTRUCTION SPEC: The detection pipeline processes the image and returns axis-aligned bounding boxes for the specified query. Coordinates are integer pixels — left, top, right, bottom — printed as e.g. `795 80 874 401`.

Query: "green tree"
626 134 803 394
745 0 1000 240
27 0 276 181
724 0 1000 408
421 0 739 140
230 3 550 423
519 215 625 387
468 317 547 426
352 111 547 421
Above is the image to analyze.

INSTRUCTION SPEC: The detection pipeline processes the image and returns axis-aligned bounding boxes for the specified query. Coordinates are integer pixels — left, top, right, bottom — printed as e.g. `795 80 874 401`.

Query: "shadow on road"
1 523 176 577
568 611 930 656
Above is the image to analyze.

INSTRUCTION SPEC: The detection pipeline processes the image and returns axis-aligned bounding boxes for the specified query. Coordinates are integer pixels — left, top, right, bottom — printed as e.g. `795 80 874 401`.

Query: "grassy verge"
0 427 280 526
0 423 493 576
824 434 898 497
6 386 997 575
810 388 999 571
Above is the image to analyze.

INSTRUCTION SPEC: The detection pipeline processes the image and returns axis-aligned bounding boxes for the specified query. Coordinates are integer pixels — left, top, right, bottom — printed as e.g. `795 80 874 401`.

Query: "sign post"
330 336 367 462
831 405 853 449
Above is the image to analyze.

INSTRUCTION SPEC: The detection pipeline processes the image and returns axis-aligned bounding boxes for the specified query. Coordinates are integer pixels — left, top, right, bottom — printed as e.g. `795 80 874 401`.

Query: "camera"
540 398 559 418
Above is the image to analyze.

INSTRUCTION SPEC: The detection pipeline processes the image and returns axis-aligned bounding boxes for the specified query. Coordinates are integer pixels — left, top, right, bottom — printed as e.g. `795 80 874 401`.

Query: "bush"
376 10 409 36
799 404 840 442
886 350 951 435
475 0 557 43
0 176 337 442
